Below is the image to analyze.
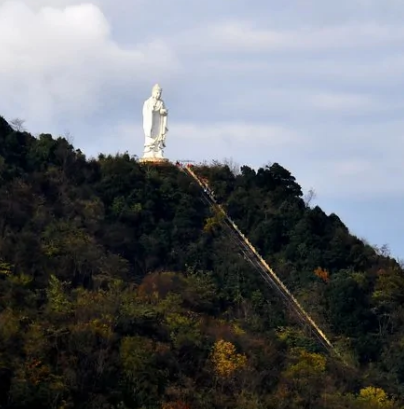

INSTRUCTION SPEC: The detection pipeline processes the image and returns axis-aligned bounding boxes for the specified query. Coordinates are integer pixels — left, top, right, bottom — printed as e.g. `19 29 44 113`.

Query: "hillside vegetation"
0 115 404 409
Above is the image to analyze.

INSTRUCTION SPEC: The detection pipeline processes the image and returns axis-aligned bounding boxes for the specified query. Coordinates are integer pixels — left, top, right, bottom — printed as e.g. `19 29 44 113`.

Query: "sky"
0 0 403 261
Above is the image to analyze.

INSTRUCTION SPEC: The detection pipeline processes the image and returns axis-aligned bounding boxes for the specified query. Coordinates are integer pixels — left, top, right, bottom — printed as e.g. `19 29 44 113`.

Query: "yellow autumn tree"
276 349 327 407
283 349 326 384
357 386 394 408
211 339 247 378
203 208 224 233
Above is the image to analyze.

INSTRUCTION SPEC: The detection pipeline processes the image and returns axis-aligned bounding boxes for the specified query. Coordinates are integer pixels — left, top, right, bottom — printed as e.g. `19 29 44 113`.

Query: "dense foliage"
0 115 403 408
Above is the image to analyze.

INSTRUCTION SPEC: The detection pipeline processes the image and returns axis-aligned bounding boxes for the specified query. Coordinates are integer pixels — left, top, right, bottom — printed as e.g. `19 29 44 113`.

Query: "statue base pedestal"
139 157 170 165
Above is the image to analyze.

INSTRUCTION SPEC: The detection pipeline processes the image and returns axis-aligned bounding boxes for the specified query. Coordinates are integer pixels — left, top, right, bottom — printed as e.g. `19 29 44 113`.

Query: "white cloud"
0 1 179 125
303 160 395 198
217 88 386 118
175 20 404 54
172 122 301 145
307 92 381 112
331 159 372 177
295 134 404 199
191 56 404 90
0 0 104 9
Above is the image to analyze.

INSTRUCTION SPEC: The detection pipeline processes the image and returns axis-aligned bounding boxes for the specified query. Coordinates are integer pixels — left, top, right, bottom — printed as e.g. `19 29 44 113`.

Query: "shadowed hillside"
0 115 403 409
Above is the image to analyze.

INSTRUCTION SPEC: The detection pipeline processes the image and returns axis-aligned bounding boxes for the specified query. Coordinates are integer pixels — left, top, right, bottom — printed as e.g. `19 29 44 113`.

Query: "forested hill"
1 114 404 409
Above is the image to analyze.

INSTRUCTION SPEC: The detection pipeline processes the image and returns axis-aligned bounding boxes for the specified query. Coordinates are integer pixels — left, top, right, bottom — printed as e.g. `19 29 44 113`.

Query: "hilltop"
0 115 403 409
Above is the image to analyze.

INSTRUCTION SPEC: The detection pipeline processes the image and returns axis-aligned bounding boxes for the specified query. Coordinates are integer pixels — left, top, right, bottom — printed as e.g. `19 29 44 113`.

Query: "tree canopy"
0 115 403 408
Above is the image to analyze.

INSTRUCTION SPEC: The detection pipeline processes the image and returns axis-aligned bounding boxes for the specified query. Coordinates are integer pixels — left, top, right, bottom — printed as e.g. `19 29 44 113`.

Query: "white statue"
141 83 168 161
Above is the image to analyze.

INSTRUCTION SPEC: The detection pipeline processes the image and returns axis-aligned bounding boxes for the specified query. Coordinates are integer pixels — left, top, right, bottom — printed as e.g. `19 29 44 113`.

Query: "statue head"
152 83 162 100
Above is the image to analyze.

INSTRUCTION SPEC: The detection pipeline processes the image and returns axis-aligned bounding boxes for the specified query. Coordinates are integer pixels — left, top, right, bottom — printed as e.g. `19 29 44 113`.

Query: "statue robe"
142 97 167 158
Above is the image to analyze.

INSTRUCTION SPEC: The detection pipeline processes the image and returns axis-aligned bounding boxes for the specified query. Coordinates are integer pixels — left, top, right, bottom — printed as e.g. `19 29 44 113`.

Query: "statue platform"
139 157 170 165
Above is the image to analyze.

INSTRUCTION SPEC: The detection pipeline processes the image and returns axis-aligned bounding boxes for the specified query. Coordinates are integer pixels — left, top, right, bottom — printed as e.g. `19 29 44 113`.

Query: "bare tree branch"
304 188 317 207
10 118 26 132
